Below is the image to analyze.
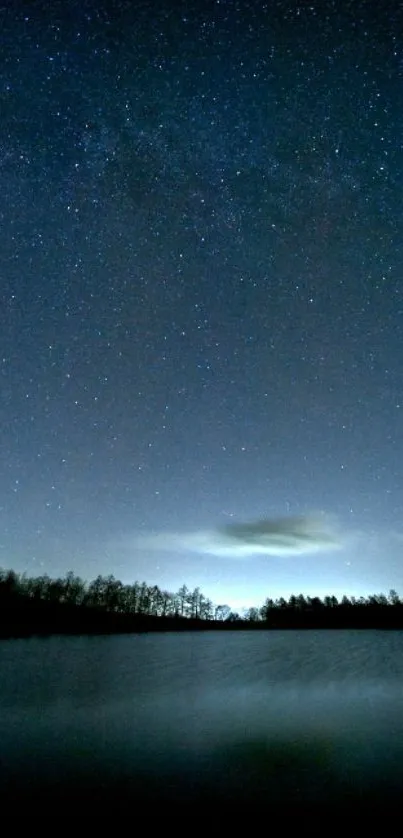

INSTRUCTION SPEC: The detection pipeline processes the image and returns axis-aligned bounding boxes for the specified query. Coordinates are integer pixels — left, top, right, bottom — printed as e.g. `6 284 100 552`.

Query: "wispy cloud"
133 514 342 558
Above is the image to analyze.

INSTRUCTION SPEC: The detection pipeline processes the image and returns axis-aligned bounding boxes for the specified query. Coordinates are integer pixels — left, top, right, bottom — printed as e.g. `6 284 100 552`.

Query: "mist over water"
1 631 403 811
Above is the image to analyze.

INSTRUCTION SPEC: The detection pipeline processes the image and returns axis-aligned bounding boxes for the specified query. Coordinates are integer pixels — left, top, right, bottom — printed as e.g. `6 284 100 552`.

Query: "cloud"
134 514 341 558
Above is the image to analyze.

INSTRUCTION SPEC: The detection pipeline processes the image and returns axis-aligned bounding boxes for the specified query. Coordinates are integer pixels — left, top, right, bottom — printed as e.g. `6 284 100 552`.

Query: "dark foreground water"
1 630 403 815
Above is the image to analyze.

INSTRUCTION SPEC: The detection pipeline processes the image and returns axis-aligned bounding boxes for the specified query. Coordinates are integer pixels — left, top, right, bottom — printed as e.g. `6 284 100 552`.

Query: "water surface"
1 630 403 812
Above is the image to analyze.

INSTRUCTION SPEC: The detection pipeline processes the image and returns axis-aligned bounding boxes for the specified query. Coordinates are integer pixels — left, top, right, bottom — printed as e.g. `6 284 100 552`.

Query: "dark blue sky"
1 0 403 608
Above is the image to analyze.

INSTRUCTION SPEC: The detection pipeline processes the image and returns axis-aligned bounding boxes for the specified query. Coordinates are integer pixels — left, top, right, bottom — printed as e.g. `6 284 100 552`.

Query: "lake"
1 630 403 814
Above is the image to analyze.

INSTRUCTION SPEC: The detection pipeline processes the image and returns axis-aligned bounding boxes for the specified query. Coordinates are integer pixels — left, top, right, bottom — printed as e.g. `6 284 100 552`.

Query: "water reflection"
1 630 403 809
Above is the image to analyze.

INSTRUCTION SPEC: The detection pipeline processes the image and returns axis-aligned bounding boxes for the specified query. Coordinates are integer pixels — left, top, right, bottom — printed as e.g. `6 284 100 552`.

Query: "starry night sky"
1 0 403 609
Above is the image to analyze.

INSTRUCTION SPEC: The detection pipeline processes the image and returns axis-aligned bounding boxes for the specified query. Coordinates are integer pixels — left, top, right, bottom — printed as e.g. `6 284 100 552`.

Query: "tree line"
0 568 232 636
1 566 403 637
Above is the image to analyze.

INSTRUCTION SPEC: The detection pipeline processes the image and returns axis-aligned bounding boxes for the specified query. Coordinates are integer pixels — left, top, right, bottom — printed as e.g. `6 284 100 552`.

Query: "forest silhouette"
1 567 403 637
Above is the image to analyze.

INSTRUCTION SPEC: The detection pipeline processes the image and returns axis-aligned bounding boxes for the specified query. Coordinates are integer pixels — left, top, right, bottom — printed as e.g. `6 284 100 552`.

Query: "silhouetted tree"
260 598 275 620
244 607 261 622
160 589 174 617
296 594 308 610
226 611 241 622
199 596 214 620
0 569 20 598
188 587 202 619
276 597 288 610
215 605 231 621
2 565 403 637
175 584 189 617
87 575 107 608
323 596 338 608
63 572 86 605
389 589 400 605
307 596 324 611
